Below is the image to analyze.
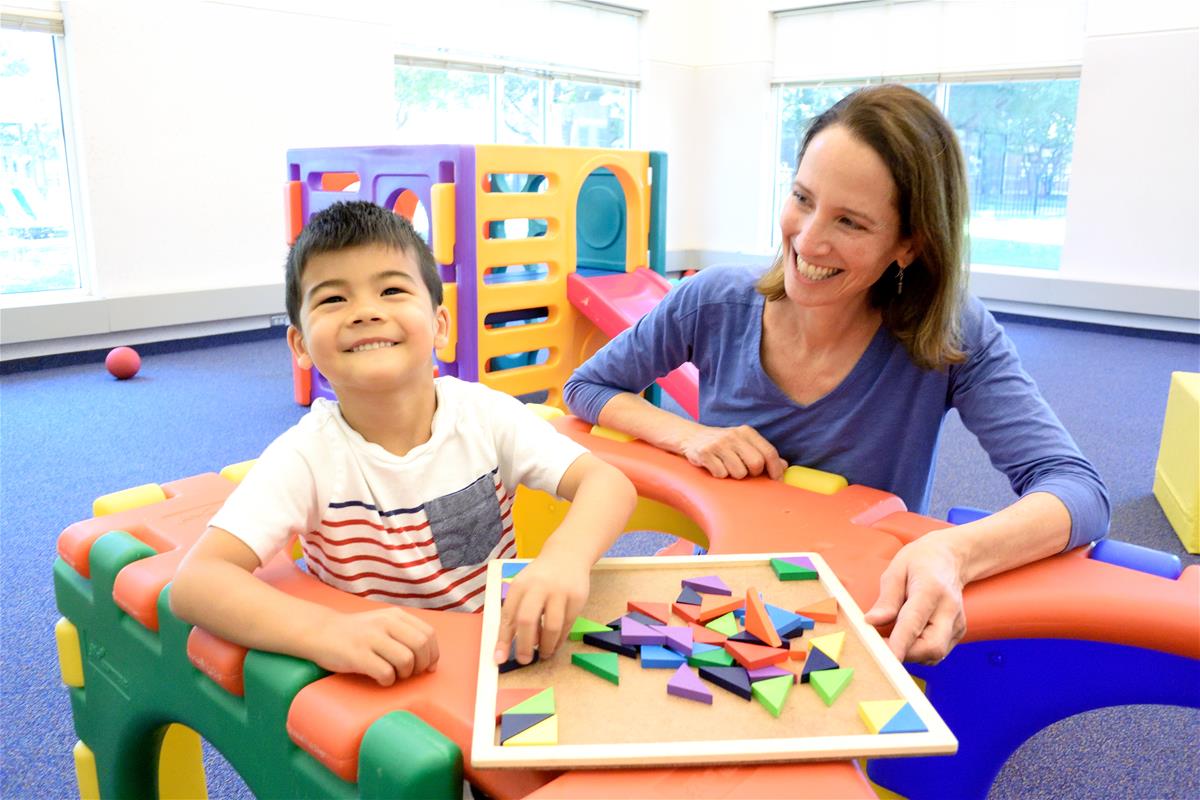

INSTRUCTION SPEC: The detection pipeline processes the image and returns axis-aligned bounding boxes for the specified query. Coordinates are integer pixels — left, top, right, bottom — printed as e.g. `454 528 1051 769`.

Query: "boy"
171 201 637 685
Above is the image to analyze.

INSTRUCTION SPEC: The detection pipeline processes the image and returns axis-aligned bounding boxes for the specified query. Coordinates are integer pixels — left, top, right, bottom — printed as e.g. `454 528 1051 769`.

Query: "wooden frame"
472 553 956 769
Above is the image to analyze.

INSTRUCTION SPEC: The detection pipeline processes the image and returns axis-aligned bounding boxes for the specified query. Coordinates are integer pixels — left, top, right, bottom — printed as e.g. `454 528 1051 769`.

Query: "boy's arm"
494 453 637 666
170 527 439 685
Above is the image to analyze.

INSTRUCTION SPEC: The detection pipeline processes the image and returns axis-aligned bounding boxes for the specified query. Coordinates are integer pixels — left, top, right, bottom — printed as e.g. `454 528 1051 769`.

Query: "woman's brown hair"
757 84 970 369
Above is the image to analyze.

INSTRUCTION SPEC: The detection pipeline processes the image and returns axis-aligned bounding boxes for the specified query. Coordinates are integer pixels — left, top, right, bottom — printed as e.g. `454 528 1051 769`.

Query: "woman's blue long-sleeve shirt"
563 266 1109 550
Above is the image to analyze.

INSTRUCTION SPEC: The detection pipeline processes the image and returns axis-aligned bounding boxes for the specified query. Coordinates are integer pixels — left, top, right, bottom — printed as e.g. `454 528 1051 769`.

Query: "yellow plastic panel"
55 617 84 688
431 182 456 265
525 403 564 421
783 465 848 495
158 724 207 800
92 483 167 517
589 425 636 443
73 740 100 800
437 282 458 363
219 459 256 484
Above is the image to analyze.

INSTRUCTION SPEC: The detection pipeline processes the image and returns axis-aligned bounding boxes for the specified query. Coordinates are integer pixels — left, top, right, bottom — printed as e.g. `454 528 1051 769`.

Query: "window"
772 77 1079 271
1 13 82 296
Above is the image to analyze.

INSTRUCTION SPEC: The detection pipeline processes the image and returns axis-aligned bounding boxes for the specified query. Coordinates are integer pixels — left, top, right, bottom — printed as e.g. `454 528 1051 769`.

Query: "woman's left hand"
863 531 968 664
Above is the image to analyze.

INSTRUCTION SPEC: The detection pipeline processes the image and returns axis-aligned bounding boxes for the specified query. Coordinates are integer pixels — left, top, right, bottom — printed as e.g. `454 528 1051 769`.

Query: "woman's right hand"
680 423 787 480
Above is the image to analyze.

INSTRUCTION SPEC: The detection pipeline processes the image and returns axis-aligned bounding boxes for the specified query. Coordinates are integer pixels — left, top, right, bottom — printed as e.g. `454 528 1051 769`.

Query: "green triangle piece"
503 687 555 716
572 651 620 685
688 647 735 668
770 558 819 581
569 616 612 641
706 611 739 637
751 674 793 717
809 667 854 706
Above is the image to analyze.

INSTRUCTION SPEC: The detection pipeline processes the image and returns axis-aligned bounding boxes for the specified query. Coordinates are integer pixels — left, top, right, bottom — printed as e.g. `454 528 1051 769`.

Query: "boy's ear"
287 325 313 370
433 305 451 351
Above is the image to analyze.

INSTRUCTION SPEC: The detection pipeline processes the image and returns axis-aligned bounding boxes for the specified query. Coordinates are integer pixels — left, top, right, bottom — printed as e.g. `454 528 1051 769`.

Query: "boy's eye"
316 294 345 305
381 287 406 296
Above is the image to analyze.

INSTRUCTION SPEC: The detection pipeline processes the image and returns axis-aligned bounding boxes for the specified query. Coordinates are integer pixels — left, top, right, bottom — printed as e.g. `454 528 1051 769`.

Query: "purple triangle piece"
682 575 732 596
747 665 795 683
676 585 703 605
667 664 713 704
499 712 552 743
654 625 694 656
778 556 817 571
620 616 666 646
698 665 753 700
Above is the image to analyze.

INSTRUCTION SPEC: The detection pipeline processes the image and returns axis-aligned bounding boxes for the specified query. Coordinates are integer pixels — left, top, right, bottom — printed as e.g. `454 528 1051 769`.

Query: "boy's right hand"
307 607 440 686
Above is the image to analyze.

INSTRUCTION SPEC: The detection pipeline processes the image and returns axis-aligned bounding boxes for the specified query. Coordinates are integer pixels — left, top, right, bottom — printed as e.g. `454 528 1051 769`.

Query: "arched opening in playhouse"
387 188 431 244
575 166 629 276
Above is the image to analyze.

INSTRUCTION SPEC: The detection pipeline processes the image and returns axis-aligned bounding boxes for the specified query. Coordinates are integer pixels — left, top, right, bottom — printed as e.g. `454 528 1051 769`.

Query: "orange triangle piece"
673 602 701 624
628 601 671 624
788 639 808 661
698 595 744 623
724 640 789 670
796 596 838 624
691 623 727 644
743 586 782 648
495 687 543 720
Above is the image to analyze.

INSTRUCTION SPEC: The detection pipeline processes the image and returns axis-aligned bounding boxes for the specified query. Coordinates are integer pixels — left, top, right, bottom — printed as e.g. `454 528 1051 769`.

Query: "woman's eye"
792 190 809 204
839 217 863 230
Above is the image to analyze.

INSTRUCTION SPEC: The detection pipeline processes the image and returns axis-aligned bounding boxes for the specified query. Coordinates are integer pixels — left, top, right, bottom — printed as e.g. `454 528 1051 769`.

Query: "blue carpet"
1 316 1197 799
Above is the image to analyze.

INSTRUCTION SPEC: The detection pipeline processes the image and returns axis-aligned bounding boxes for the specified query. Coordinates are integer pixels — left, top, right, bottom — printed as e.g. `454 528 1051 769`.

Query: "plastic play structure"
52 144 1200 798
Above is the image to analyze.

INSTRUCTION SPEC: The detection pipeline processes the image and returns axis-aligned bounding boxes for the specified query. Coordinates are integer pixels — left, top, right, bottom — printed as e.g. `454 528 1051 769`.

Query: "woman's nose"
793 216 832 259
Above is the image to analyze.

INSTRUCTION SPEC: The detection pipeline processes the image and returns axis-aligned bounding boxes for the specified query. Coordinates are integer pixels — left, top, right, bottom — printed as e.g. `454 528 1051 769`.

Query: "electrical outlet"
269 314 289 327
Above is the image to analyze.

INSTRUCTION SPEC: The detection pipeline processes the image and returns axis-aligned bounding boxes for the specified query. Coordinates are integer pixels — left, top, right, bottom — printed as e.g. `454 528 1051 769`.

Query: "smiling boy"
171 201 636 685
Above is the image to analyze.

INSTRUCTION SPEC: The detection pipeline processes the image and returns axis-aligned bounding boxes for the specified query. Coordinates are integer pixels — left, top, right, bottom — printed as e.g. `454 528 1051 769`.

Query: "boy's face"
287 244 449 397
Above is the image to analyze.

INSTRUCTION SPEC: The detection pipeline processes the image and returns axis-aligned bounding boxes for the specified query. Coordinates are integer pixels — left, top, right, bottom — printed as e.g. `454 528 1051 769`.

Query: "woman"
563 85 1109 665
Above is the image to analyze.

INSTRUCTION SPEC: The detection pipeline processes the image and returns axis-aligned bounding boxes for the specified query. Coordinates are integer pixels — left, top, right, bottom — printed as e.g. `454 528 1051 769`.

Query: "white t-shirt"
210 377 589 612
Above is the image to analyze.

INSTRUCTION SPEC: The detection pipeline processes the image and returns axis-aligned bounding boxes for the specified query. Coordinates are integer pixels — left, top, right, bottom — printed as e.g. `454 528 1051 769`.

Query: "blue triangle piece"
640 645 687 668
582 629 639 658
880 702 927 734
698 665 753 700
500 562 527 579
499 713 552 743
765 603 808 637
800 646 839 682
676 585 703 605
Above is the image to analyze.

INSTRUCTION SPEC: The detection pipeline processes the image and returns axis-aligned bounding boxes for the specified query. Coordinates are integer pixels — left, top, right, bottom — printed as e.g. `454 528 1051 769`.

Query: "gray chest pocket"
425 472 504 570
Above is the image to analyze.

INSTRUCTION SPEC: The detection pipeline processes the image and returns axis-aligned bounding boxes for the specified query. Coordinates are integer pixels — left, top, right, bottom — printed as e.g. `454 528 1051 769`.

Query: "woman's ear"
287 325 313 371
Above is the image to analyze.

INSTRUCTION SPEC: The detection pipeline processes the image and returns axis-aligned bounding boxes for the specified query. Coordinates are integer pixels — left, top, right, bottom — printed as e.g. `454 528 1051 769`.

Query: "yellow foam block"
783 465 848 495
589 424 636 443
92 483 166 517
1153 371 1199 553
858 700 907 735
219 459 257 484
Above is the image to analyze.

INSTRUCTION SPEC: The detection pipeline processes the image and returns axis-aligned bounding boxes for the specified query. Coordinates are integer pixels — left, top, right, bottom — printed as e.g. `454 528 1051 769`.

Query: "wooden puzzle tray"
472 553 956 769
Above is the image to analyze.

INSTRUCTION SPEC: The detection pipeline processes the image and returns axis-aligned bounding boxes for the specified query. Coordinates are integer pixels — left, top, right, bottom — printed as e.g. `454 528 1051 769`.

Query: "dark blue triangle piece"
582 629 639 658
498 642 540 673
676 585 703 606
499 713 553 743
607 611 660 629
800 646 839 682
698 665 753 700
728 630 768 645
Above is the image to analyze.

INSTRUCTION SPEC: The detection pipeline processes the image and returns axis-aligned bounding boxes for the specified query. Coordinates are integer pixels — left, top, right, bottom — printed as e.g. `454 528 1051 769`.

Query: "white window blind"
1 2 65 34
772 0 1086 83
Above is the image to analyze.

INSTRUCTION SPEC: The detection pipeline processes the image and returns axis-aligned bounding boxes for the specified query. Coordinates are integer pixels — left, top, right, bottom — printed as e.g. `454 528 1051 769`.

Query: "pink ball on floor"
105 346 141 380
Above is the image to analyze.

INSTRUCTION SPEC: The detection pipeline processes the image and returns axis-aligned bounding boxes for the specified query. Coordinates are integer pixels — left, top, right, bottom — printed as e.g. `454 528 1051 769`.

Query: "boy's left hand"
493 555 591 666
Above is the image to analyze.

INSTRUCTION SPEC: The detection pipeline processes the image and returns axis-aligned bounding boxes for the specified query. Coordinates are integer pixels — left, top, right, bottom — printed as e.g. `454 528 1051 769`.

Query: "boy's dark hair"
285 200 443 327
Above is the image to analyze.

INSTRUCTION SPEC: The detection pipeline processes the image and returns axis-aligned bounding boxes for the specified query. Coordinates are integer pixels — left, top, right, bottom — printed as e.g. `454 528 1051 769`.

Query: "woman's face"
779 124 916 313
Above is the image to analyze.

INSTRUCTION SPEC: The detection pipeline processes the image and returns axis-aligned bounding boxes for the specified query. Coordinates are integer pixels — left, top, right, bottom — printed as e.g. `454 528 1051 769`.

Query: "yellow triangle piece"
809 631 845 661
858 699 908 734
502 714 558 746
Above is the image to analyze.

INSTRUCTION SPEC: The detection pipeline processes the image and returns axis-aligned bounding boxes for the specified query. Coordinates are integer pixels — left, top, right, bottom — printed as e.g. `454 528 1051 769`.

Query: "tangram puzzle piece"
501 582 510 602
809 631 846 661
765 603 812 638
501 562 527 579
573 651 620 685
857 699 908 735
609 611 661 628
676 585 703 605
747 665 795 684
569 616 611 641
682 575 732 596
728 630 767 646
771 557 818 581
641 644 686 669
495 687 543 720
725 640 789 671
500 713 553 744
809 667 854 707
688 644 735 668
667 664 713 705
503 715 558 746
788 639 809 661
498 642 540 673
628 600 671 623
691 622 727 644
655 625 693 656
800 646 839 682
705 612 739 638
698 665 753 700
796 596 839 623
880 703 927 734
620 616 666 646
752 674 793 717
697 595 744 623
582 629 638 658
743 586 783 648
503 687 555 716
672 602 702 624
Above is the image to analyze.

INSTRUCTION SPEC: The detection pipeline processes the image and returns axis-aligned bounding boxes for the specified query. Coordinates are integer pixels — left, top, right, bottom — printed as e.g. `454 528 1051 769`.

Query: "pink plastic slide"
566 269 699 419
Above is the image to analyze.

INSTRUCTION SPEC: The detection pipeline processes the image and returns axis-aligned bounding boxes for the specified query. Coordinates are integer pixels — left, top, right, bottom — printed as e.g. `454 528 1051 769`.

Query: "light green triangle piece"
810 667 854 707
569 616 613 641
751 674 793 717
573 651 620 685
504 687 555 716
770 558 819 581
688 648 735 668
706 611 739 637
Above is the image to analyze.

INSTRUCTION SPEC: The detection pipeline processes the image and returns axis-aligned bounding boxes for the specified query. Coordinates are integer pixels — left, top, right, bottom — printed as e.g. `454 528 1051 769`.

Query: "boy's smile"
288 244 449 397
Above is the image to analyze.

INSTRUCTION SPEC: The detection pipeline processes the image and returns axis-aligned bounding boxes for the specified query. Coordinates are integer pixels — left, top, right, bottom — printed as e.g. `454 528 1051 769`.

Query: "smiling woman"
564 84 1110 667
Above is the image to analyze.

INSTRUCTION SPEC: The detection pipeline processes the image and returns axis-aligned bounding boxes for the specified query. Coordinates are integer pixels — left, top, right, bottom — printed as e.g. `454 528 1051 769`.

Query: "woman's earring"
896 264 905 296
